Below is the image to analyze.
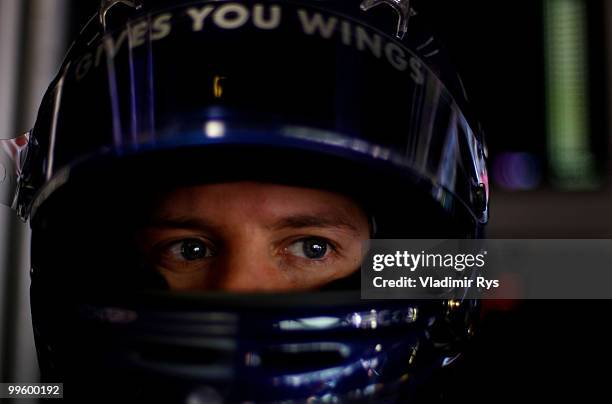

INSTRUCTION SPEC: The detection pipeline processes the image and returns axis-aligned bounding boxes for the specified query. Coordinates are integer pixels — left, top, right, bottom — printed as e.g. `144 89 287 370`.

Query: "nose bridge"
214 236 279 292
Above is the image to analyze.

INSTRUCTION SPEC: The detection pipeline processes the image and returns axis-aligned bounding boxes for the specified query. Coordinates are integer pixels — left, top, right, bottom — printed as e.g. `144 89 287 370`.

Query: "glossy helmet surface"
0 0 488 402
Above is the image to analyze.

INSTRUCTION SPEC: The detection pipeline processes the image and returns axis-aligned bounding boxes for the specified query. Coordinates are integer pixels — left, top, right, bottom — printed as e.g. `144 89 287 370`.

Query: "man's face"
136 182 370 291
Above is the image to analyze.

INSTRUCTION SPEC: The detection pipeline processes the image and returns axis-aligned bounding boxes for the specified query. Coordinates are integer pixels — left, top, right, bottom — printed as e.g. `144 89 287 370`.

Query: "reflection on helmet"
15 0 488 402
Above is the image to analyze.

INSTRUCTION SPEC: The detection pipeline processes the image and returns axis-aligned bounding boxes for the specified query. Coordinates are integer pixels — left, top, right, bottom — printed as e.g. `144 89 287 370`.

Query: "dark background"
422 0 612 401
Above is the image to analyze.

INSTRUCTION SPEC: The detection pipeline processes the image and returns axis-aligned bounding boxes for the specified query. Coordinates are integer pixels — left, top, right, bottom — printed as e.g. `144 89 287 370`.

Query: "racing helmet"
0 0 488 402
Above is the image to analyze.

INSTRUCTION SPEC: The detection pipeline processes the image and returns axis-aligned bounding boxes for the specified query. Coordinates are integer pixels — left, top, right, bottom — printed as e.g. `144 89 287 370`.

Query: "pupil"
181 240 206 260
303 239 327 259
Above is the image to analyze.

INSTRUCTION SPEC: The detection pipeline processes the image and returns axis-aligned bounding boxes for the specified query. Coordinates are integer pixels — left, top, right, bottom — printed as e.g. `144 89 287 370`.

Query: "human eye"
169 238 215 260
155 238 216 272
285 237 335 260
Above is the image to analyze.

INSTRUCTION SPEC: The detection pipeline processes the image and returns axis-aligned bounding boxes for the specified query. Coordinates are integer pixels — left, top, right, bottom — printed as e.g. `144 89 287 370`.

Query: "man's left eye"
286 237 331 260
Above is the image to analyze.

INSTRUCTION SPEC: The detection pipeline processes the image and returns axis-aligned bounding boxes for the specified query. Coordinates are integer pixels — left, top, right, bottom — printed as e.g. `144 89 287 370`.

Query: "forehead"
150 181 367 221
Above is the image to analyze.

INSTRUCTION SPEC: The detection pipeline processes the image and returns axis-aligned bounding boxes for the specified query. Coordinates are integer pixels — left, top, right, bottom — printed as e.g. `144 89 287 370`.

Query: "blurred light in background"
544 0 599 190
0 0 69 392
493 152 543 191
204 120 226 138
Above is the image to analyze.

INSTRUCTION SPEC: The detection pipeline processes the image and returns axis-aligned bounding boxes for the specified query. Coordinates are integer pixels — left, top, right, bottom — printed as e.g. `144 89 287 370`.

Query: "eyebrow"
268 214 360 233
145 213 361 234
145 216 218 231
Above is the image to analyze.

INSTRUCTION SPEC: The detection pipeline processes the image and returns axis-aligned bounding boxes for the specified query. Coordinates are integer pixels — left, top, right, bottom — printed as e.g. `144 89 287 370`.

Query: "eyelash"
154 237 215 263
280 236 340 264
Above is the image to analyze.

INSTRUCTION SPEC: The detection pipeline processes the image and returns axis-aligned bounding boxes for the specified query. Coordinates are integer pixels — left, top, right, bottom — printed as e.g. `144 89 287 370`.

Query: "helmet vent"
257 342 351 372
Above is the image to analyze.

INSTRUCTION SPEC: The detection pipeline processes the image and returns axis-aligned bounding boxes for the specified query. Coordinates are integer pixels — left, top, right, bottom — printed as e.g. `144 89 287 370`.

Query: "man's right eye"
168 239 214 261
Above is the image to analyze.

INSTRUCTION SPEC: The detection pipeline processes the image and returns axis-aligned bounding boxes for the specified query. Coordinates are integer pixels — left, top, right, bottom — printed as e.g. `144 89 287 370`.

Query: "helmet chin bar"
32 289 477 402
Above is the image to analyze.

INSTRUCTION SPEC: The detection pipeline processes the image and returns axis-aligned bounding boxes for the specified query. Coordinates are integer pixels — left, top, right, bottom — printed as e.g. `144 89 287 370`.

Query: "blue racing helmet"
0 0 488 402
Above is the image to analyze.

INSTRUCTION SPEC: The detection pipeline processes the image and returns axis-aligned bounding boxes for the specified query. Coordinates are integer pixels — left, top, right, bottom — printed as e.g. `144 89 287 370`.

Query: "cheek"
289 260 361 290
327 258 361 281
347 240 367 266
312 242 366 285
159 269 210 291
